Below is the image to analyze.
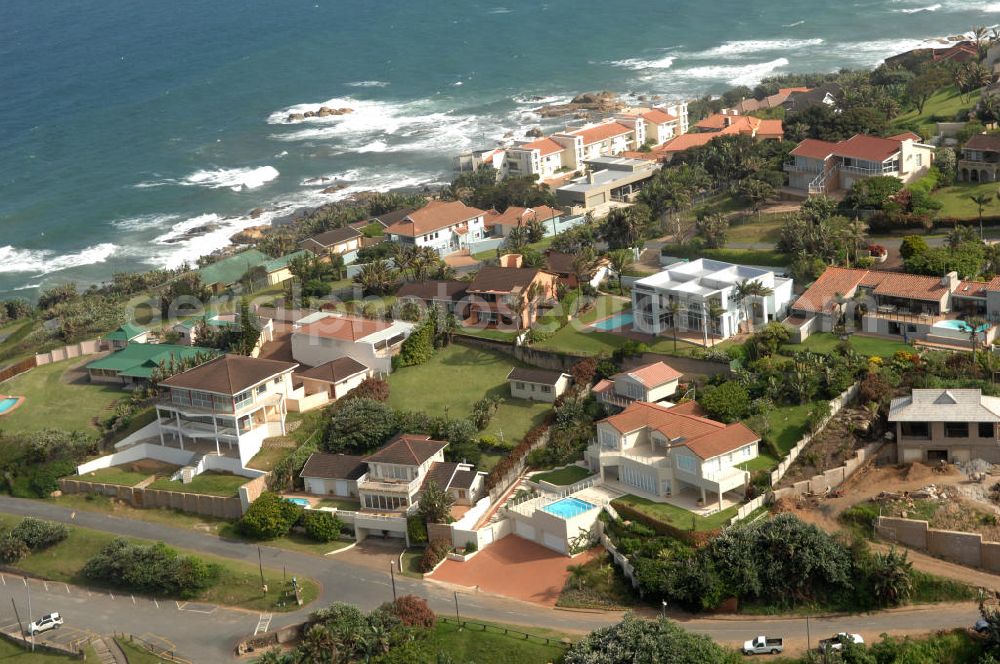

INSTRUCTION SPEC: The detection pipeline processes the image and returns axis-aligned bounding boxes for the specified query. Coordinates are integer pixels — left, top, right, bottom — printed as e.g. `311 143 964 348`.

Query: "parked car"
28 613 63 636
742 635 783 655
818 633 863 652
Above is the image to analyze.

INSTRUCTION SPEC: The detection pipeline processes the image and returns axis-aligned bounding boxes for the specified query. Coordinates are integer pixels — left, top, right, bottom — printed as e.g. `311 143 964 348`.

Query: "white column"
212 415 220 455
156 408 165 446
175 411 184 451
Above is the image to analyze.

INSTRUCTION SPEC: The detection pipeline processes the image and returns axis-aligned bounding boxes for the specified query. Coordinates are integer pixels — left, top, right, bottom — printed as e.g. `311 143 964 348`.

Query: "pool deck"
0 396 25 417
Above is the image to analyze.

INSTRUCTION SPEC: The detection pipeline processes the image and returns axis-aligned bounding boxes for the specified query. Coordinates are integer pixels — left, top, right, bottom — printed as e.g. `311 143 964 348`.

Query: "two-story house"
586 401 760 512
300 226 363 258
155 355 298 466
889 389 1000 464
485 205 563 238
631 259 794 343
290 312 415 374
504 139 567 180
551 119 643 171
299 434 484 512
593 360 682 409
785 266 999 346
959 134 1000 183
384 200 487 256
784 132 935 197
466 264 558 329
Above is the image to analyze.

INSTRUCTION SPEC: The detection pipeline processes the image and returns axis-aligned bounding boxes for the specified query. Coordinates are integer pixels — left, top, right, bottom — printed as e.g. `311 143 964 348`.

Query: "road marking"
64 584 69 594
21 578 25 587
109 592 114 600
42 581 47 592
131 595 136 606
255 612 273 634
175 601 184 610
1 574 5 585
153 599 159 609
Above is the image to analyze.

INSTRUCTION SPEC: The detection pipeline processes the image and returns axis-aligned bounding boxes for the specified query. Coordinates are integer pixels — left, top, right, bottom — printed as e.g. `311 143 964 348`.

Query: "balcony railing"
841 164 890 177
784 161 824 174
359 476 421 494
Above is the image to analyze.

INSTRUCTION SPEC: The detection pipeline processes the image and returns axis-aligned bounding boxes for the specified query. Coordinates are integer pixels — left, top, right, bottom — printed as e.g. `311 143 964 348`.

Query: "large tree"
323 398 400 455
565 615 740 664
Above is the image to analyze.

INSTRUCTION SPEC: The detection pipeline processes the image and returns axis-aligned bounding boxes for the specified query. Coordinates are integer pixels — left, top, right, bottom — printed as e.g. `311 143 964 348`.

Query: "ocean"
0 0 995 297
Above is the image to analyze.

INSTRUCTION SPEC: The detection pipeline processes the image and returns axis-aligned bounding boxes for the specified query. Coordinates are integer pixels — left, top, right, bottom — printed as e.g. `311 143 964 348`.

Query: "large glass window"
944 422 969 438
900 422 929 438
980 422 995 438
170 389 190 406
599 429 619 450
191 391 214 409
677 455 698 473
234 390 252 410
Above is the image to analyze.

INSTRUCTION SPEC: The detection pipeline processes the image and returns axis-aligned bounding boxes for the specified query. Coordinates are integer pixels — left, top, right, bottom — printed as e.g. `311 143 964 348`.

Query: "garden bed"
556 551 638 610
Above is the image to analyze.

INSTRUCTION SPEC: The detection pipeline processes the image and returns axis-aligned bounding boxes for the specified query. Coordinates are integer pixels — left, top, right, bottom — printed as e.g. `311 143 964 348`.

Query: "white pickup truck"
819 633 864 652
742 635 783 655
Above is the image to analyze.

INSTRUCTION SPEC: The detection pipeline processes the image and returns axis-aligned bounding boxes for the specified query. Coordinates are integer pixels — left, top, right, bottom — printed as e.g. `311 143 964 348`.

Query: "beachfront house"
784 132 935 197
485 206 563 238
300 226 363 258
593 360 682 409
889 389 1000 464
384 200 487 256
85 343 217 387
290 312 415 373
586 400 759 512
506 367 572 403
395 280 469 317
959 134 1000 183
543 250 610 289
631 259 794 343
155 355 298 466
197 249 271 294
784 266 999 347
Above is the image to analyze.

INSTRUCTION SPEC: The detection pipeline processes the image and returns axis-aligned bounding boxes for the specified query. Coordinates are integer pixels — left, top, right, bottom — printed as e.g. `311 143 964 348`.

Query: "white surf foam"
894 3 941 13
511 94 572 106
0 243 118 275
346 80 389 88
181 166 279 191
783 20 805 27
832 36 944 64
112 213 179 232
671 57 790 86
152 213 223 245
607 55 676 70
694 38 824 58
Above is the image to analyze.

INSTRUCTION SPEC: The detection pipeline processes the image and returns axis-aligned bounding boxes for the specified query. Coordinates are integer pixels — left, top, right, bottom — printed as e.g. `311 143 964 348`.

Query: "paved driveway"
429 535 600 606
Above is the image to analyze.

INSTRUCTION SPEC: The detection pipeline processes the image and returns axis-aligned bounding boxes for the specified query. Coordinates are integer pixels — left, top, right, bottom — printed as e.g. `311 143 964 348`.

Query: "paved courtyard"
428 535 600 606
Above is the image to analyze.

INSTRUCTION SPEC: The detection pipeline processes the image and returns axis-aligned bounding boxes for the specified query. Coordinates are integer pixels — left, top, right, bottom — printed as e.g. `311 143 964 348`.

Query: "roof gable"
160 354 297 395
384 200 486 237
366 434 447 466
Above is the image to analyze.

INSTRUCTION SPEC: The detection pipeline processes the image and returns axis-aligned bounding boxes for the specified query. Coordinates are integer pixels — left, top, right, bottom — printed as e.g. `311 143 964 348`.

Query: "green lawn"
456 327 518 343
247 443 295 472
612 494 738 532
400 548 424 578
892 85 980 138
0 638 97 662
388 343 552 443
73 466 158 487
784 332 914 358
0 515 318 612
765 402 813 456
318 497 362 511
725 213 787 245
114 638 167 664
531 466 592 486
0 319 39 364
932 181 1000 220
0 358 124 433
660 244 789 269
736 453 779 472
428 619 569 663
147 471 248 497
473 235 557 261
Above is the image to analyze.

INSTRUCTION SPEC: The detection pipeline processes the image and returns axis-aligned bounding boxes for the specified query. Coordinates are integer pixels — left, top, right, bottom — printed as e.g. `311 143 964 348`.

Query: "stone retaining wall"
58 476 266 519
877 516 1000 573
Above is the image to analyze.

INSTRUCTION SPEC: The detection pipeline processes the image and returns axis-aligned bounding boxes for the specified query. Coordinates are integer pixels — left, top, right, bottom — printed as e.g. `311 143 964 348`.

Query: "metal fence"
437 616 570 649
113 632 193 664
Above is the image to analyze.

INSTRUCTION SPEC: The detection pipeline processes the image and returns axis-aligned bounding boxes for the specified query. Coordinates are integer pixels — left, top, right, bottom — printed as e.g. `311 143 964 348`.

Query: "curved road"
0 497 980 662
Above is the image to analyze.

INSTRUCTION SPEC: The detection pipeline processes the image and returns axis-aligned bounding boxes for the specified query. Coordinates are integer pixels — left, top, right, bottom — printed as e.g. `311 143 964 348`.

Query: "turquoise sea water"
1 0 995 297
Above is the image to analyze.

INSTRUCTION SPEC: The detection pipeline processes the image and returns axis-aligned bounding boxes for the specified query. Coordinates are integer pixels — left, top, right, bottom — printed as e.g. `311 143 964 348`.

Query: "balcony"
840 164 891 177
358 476 421 495
784 160 824 174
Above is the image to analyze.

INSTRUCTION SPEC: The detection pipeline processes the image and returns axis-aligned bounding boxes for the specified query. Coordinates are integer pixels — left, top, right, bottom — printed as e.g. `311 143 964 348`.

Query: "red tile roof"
487 206 562 229
641 109 678 124
516 138 564 156
296 315 393 342
617 361 682 388
887 131 923 143
570 121 634 145
956 280 989 299
832 134 904 162
791 266 968 313
789 138 838 160
384 200 485 237
600 401 759 460
658 132 717 153
757 119 784 137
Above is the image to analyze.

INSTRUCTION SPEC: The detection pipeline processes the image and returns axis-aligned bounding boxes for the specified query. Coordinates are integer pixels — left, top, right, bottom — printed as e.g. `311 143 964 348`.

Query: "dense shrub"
82 538 219 598
565 615 740 664
379 594 436 628
406 516 428 546
11 518 68 550
341 377 390 402
323 398 400 455
394 318 436 368
238 492 303 540
0 534 29 564
698 382 750 423
418 539 451 573
302 510 344 543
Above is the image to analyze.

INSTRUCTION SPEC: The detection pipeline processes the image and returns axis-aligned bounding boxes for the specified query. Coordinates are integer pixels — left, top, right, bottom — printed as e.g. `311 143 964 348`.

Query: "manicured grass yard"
428 619 570 663
612 494 738 532
74 466 157 487
388 343 551 443
0 358 124 433
892 85 979 138
531 465 592 486
784 332 914 358
147 471 248 497
114 638 165 664
400 548 425 578
765 402 813 456
318 497 361 511
0 515 318 612
725 212 787 245
736 454 779 472
933 181 1000 220
247 443 295 472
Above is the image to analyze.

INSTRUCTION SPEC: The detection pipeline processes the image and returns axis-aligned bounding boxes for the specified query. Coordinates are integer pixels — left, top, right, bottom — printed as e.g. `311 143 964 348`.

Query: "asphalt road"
0 497 983 662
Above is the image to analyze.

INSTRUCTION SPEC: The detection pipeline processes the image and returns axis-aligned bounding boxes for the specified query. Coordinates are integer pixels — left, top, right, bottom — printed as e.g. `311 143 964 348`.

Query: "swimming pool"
934 319 989 333
285 497 310 507
541 497 597 519
591 313 634 331
0 397 20 415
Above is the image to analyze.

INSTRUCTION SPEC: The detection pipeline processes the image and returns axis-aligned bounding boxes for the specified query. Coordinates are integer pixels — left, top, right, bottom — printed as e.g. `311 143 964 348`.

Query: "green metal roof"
196 250 270 288
104 323 147 342
176 314 235 330
264 250 308 273
85 343 219 379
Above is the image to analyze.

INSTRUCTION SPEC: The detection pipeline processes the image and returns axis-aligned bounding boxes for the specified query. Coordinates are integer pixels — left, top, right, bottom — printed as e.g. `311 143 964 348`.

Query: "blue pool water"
541 497 597 519
591 313 634 331
285 497 310 507
0 398 19 414
934 320 989 333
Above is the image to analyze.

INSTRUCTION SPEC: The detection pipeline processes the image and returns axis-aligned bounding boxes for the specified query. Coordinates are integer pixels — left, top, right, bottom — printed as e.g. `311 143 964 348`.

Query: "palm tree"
354 259 396 295
666 299 682 352
571 246 599 296
973 193 993 239
737 280 774 334
871 547 914 607
566 564 588 591
707 299 725 347
607 249 633 294
390 243 416 281
966 317 988 372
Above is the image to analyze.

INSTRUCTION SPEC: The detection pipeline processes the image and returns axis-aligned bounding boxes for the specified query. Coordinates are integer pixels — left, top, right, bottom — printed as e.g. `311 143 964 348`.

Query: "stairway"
172 453 205 484
92 637 127 664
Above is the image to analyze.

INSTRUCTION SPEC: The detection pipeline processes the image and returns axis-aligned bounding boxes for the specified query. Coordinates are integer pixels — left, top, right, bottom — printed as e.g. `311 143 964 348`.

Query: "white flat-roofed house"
586 401 759 512
384 200 487 257
155 355 298 467
593 360 682 409
555 156 661 211
889 389 1000 464
631 258 794 343
290 313 415 374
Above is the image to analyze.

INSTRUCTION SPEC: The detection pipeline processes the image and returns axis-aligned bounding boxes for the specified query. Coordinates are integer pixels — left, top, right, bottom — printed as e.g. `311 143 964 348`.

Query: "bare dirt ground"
776 406 878 488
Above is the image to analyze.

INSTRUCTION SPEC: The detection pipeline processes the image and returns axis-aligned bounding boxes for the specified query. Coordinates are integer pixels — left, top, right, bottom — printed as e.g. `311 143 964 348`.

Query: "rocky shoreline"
284 106 354 123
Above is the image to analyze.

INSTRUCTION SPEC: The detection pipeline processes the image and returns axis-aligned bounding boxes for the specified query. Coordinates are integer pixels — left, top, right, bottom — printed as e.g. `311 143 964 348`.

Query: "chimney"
499 253 523 269
588 170 596 184
941 271 960 292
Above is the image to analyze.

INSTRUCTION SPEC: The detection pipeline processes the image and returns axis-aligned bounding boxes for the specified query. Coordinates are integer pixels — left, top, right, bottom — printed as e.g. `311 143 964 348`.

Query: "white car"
28 613 63 636
818 632 864 652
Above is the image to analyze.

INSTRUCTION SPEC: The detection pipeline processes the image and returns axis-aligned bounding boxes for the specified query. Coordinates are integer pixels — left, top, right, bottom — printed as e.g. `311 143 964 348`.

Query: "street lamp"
661 599 667 619
389 560 397 602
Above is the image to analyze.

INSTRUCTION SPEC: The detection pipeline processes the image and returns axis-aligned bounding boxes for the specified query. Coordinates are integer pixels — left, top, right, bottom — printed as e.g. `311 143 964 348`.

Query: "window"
541 385 552 393
900 422 929 438
256 384 267 396
980 422 995 438
233 390 252 410
944 422 969 438
516 382 525 389
677 455 698 473
599 428 619 450
191 391 215 409
273 377 282 385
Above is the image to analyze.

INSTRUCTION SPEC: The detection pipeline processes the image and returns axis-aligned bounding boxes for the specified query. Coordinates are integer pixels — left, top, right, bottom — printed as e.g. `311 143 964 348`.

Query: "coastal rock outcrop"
526 127 544 138
321 184 347 194
537 91 625 118
286 107 353 123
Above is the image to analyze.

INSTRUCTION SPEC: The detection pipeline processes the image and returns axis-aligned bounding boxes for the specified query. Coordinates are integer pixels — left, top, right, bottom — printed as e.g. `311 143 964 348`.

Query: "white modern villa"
631 259 794 342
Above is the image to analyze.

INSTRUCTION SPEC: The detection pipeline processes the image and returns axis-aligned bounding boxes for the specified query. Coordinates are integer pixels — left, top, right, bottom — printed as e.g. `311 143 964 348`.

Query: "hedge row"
482 413 555 494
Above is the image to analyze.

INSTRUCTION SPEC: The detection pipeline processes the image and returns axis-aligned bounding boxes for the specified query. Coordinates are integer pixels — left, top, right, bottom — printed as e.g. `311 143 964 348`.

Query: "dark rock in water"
249 208 264 219
526 127 544 137
286 113 305 122
321 184 347 194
